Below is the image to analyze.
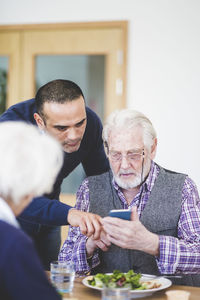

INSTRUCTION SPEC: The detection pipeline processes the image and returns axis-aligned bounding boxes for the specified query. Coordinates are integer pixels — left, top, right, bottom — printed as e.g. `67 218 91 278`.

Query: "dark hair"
35 79 85 118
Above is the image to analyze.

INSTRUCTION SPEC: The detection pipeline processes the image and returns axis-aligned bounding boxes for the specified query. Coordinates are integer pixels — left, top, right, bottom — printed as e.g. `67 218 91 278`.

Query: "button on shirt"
59 161 200 276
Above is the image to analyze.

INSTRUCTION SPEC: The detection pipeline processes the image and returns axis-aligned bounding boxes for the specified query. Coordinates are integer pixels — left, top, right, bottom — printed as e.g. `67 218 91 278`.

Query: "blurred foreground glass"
166 290 190 300
101 286 130 300
50 261 75 293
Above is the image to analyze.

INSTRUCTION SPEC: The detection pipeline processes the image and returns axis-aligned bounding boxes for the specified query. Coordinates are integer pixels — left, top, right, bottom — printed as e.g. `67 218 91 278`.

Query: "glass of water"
166 290 190 300
101 286 130 300
50 261 75 294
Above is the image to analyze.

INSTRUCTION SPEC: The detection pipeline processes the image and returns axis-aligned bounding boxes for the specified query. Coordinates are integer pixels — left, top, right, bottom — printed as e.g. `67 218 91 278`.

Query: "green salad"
88 270 147 290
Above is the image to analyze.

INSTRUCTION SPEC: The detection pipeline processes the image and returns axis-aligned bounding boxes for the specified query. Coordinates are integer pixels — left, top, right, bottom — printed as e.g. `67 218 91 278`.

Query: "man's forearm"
19 196 71 226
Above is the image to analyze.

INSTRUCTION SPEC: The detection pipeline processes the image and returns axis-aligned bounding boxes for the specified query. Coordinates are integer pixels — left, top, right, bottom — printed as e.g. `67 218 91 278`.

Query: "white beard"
112 159 152 189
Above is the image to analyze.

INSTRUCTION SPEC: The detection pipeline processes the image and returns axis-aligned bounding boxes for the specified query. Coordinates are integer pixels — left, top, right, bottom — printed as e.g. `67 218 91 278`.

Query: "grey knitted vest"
88 165 200 286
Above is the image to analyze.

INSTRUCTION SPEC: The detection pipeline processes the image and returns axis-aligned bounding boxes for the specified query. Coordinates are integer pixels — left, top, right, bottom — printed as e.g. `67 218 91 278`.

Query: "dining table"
60 276 200 300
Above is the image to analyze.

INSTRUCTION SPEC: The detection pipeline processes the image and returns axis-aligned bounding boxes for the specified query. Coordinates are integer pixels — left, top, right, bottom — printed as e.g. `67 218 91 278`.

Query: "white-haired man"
59 109 200 287
0 121 101 300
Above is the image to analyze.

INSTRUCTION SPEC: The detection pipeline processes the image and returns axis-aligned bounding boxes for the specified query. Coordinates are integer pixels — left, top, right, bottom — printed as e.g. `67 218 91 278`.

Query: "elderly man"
0 79 109 269
59 109 200 286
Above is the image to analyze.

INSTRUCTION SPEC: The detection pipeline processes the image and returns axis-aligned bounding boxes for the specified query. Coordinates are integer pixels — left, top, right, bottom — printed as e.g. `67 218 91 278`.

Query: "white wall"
1 0 200 191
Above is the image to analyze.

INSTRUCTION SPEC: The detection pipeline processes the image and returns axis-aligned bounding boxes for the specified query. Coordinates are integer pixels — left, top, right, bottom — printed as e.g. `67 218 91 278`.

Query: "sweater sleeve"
18 196 71 226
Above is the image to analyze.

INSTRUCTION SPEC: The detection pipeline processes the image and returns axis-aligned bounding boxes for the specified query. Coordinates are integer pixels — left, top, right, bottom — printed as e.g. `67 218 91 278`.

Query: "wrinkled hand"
67 209 102 240
102 207 159 256
86 229 111 257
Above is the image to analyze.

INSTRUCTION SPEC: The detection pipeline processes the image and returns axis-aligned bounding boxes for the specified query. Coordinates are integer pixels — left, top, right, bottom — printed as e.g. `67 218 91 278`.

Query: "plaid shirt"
59 161 200 276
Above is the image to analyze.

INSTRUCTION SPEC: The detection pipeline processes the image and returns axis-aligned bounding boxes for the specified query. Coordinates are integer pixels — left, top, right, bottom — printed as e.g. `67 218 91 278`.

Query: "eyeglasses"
109 149 145 163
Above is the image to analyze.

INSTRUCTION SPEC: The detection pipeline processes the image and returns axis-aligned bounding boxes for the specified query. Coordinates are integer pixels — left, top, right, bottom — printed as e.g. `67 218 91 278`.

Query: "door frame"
0 21 128 117
0 31 21 108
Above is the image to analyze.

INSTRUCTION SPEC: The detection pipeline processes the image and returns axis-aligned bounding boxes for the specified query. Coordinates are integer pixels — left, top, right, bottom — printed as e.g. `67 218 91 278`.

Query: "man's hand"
102 206 159 256
67 209 102 240
86 230 111 257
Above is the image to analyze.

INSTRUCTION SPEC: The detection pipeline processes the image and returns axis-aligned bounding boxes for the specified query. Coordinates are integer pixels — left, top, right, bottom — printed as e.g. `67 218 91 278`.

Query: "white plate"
82 274 172 299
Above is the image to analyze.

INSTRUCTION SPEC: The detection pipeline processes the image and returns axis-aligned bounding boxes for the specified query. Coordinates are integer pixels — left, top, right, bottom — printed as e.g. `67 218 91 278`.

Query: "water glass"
101 286 130 300
50 261 75 293
166 290 190 300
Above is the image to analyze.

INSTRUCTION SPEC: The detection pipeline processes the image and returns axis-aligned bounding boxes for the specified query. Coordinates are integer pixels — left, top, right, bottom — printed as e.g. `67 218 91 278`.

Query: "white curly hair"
103 109 157 152
0 121 63 205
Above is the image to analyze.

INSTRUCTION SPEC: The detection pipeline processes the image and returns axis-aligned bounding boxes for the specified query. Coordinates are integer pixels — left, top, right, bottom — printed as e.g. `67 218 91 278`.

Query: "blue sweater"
0 220 61 300
0 99 109 227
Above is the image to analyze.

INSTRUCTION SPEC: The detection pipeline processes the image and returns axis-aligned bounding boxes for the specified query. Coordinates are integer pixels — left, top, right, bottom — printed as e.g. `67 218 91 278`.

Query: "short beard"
112 159 152 190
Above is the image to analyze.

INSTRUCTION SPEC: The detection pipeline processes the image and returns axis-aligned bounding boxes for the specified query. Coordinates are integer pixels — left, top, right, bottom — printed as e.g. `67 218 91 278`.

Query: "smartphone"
108 209 131 220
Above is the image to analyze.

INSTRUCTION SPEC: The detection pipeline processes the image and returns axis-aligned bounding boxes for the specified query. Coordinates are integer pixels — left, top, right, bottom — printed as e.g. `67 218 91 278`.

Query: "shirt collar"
0 197 20 228
143 161 159 192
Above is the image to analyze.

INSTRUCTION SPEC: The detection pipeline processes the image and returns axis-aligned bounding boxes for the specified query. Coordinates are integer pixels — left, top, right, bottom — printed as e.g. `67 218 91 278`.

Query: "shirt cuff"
73 236 100 276
156 235 180 274
89 249 100 270
74 236 91 275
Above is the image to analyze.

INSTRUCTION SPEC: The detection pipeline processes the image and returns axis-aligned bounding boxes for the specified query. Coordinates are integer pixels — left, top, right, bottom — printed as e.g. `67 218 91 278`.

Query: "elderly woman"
0 122 63 300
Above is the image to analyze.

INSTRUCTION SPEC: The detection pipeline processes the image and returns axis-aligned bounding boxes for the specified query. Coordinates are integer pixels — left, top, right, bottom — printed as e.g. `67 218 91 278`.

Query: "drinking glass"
101 286 130 300
166 290 190 300
50 261 75 293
